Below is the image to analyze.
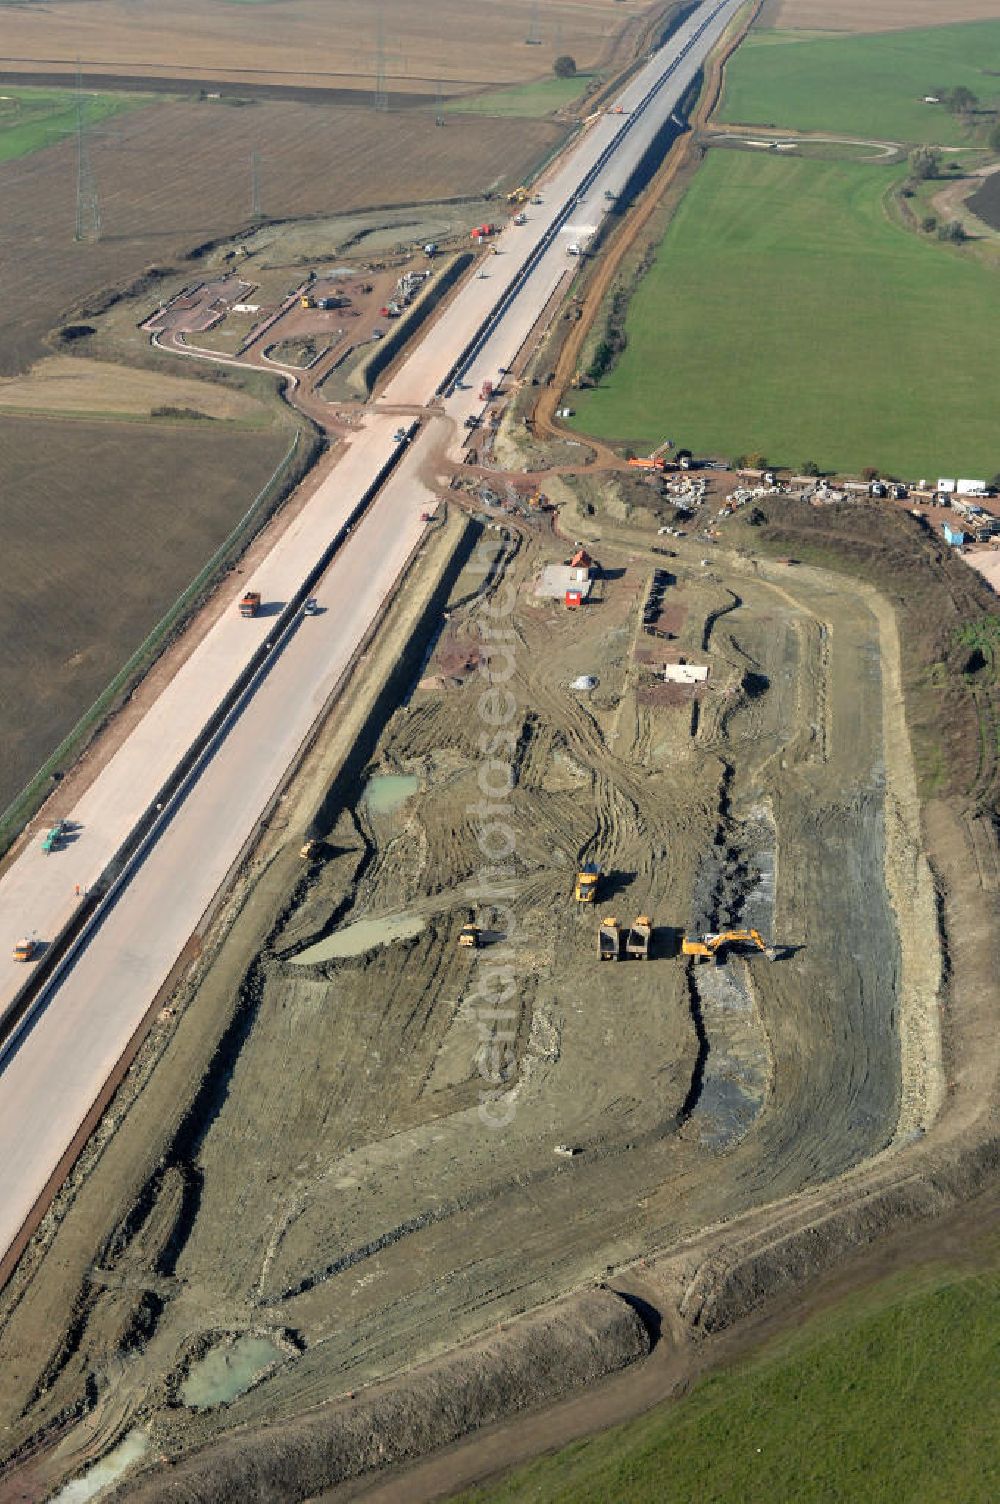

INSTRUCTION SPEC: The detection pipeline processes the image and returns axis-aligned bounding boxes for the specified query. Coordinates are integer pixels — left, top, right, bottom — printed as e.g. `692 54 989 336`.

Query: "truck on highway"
238 591 261 618
41 821 67 854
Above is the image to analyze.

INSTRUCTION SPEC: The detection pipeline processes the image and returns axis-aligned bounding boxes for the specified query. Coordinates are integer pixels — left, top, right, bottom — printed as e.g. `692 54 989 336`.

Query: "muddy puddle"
180 1335 285 1411
51 1429 149 1501
363 772 419 815
292 912 426 964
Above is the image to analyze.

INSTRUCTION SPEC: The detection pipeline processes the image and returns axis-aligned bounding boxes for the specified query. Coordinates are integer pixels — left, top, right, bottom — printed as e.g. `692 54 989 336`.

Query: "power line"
74 65 101 243
250 149 262 220
374 3 388 111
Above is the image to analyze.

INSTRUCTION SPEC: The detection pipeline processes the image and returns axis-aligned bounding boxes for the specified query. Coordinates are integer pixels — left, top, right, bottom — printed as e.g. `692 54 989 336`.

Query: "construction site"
3 438 988 1501
0 3 998 1502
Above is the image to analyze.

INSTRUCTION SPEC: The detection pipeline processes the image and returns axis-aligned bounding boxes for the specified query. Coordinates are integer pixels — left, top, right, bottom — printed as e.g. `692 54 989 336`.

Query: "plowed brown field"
0 0 648 91
0 100 560 374
0 414 288 813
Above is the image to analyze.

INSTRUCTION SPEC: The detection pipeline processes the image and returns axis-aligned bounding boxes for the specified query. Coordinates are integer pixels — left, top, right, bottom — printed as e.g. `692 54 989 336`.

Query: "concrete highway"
0 413 409 1011
380 0 743 421
0 431 438 1264
0 0 744 1272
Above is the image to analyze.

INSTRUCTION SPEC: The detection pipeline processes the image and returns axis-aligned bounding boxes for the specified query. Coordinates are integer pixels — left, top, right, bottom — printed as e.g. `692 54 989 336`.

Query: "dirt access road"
340 1181 1000 1504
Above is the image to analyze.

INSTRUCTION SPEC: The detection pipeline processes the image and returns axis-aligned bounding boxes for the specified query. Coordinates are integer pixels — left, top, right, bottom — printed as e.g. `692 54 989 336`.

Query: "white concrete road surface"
0 0 743 1269
0 413 407 1008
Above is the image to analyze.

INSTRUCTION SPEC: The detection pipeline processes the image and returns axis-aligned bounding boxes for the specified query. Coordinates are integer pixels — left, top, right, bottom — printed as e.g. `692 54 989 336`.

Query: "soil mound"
114 1289 650 1502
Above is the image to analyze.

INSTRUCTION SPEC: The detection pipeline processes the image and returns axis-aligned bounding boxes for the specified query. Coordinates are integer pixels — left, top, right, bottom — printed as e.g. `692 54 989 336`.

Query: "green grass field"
719 22 1000 144
0 87 149 165
447 74 594 119
568 150 1000 478
453 1233 1000 1504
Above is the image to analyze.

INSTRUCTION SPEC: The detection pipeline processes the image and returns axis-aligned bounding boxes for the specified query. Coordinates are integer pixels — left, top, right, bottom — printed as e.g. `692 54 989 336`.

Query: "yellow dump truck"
626 916 652 960
598 917 623 961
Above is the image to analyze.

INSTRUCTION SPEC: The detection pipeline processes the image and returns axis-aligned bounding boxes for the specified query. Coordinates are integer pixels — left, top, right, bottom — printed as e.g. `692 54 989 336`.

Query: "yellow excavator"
682 929 777 962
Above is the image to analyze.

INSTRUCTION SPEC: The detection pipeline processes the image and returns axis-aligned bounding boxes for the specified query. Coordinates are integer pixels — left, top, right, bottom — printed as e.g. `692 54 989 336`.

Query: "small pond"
51 1430 149 1501
292 912 426 964
363 772 419 815
180 1334 285 1410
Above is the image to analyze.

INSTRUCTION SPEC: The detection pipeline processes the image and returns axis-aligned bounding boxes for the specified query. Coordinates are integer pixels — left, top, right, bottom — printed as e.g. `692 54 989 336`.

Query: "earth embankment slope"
112 1289 651 1504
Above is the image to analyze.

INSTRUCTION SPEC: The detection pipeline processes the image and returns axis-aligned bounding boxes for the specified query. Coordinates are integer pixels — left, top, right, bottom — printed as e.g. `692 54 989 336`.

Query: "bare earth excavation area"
1 1 999 1500
0 489 953 1498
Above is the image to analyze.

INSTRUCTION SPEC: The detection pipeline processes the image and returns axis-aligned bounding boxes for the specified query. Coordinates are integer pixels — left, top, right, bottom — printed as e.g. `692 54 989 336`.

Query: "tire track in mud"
523 670 680 887
246 574 711 1308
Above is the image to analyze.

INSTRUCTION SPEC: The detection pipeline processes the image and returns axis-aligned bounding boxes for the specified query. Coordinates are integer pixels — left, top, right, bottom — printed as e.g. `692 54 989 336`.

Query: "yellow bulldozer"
575 864 600 903
682 929 777 962
506 186 530 205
